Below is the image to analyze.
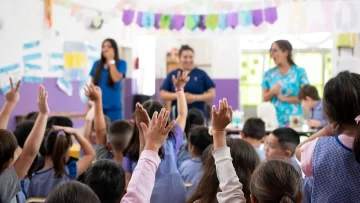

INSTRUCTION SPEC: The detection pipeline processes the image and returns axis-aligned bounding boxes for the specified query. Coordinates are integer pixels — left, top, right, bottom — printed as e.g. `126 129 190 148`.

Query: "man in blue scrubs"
160 45 216 119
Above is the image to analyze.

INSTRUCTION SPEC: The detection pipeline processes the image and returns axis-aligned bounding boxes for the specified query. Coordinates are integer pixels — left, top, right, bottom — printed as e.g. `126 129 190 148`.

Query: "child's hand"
135 103 150 133
85 106 95 121
140 108 175 152
85 83 102 102
172 71 189 89
5 77 21 104
53 125 78 135
37 85 49 115
212 98 232 131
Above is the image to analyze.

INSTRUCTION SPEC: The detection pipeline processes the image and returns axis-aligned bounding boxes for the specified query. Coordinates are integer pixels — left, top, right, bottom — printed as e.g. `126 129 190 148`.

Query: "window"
240 50 331 106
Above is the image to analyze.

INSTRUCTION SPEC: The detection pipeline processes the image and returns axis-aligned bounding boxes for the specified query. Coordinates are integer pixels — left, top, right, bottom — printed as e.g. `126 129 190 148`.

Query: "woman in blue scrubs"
90 38 127 122
262 40 309 126
160 45 216 120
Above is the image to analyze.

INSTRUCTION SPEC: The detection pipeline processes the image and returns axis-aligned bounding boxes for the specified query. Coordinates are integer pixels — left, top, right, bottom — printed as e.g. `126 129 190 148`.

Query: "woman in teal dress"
262 40 310 126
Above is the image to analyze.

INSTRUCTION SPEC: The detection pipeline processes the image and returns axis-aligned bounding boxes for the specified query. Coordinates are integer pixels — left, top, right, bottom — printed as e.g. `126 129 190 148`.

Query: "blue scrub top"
160 68 215 117
262 65 309 126
90 59 127 111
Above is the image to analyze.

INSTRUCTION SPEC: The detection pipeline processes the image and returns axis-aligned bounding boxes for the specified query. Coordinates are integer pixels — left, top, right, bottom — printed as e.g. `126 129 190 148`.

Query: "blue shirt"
262 66 309 126
311 100 327 128
254 146 265 162
178 158 203 199
160 68 215 117
90 59 127 109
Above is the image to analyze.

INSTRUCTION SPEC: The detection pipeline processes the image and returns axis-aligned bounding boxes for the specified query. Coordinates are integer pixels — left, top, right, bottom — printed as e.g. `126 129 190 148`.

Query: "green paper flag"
205 14 219 30
185 15 198 31
159 15 171 29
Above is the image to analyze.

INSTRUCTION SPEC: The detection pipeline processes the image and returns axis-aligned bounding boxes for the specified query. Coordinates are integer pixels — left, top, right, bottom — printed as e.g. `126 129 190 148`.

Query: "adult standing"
90 38 127 122
160 45 216 119
262 40 309 126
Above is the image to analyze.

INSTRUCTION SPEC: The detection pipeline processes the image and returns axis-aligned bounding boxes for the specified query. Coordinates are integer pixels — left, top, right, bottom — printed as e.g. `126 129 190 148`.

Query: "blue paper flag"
141 12 155 28
218 13 228 30
238 11 252 27
23 53 42 62
24 63 42 70
0 64 20 73
50 53 63 59
57 78 73 96
23 76 43 83
23 41 40 50
50 65 64 71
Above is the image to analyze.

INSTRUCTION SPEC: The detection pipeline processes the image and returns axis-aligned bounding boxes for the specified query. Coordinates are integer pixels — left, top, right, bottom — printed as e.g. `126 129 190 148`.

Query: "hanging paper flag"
198 15 206 31
44 0 53 28
57 78 73 96
142 12 155 28
172 15 185 31
227 12 238 29
252 9 264 26
238 11 252 27
154 13 162 29
50 65 64 71
218 13 228 30
24 63 42 70
23 76 43 83
50 53 63 59
159 14 171 29
136 12 143 27
185 15 200 31
264 7 278 24
123 10 135 26
23 53 42 62
206 14 219 30
23 41 40 50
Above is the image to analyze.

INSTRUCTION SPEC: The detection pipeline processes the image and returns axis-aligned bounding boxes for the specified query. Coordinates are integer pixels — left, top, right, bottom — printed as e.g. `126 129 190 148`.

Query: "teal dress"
261 65 309 126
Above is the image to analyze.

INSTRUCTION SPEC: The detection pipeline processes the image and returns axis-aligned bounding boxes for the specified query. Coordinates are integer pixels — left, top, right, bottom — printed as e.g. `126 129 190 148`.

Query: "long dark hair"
188 138 260 203
271 40 296 66
184 108 205 138
251 160 302 203
93 38 119 87
323 71 360 163
123 100 169 161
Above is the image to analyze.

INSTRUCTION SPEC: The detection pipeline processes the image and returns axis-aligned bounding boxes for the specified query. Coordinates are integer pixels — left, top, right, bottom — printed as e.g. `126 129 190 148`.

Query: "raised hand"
212 98 232 131
52 125 78 135
135 103 150 133
85 83 102 102
5 77 21 104
140 108 175 152
37 85 49 115
172 71 189 89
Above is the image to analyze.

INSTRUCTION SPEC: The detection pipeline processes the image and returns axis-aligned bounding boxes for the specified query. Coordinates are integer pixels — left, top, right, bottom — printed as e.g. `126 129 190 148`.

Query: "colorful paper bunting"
205 14 219 30
198 15 206 31
159 14 171 29
238 11 252 27
136 12 143 27
141 12 155 28
155 13 162 29
227 12 238 29
252 9 263 26
172 15 185 31
122 10 134 25
264 7 278 24
218 13 228 30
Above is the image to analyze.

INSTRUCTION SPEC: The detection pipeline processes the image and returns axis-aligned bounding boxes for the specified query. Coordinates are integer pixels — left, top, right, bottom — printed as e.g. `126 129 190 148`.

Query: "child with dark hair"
84 160 126 203
0 81 49 203
24 126 95 198
25 111 39 121
265 127 301 173
178 108 206 166
298 85 327 129
45 181 100 203
240 118 266 161
13 120 35 148
46 116 73 129
297 71 360 202
179 126 212 198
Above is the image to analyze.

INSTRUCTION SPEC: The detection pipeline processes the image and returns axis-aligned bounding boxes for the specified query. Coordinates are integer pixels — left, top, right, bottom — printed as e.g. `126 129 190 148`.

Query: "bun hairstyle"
179 45 194 57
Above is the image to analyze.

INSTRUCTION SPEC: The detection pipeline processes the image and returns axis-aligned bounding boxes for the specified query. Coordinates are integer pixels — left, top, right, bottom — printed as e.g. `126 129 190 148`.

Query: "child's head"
265 128 299 160
250 160 302 203
46 116 73 129
89 115 111 144
13 120 35 148
107 120 133 153
241 118 266 141
188 126 213 157
185 108 206 137
298 85 321 111
45 181 100 203
84 160 126 203
25 111 39 121
43 129 73 177
323 71 360 162
0 129 18 173
189 138 260 203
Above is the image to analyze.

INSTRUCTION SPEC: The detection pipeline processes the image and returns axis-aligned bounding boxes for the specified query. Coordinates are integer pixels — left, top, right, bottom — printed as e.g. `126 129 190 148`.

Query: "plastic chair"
256 102 279 129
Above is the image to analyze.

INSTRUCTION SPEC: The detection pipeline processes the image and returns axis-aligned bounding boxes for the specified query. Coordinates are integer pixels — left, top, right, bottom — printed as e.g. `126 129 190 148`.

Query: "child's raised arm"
83 106 95 141
134 103 150 155
85 84 106 145
173 71 189 131
211 98 246 203
14 85 49 180
0 78 21 129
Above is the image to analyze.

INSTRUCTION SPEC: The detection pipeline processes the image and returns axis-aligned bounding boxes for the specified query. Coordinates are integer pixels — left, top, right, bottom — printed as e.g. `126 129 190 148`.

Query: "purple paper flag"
227 12 238 29
252 9 263 26
136 12 143 27
264 7 278 24
172 15 185 31
122 9 135 25
155 13 162 29
198 15 206 31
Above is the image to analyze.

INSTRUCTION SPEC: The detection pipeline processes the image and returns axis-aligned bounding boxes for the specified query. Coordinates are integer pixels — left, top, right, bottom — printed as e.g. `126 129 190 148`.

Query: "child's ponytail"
280 196 295 203
353 116 360 163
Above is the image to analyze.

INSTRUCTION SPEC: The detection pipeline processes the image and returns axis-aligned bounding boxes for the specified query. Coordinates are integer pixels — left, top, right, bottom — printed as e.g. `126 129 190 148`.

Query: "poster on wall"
63 41 88 81
0 63 23 94
22 40 44 83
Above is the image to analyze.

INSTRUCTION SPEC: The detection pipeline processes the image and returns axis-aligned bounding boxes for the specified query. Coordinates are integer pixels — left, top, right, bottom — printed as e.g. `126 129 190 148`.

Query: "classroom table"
226 126 318 137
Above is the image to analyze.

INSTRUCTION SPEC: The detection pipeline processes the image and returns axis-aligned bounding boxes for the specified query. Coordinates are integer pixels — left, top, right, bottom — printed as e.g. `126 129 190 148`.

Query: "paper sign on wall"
0 63 23 94
22 40 44 83
63 41 88 81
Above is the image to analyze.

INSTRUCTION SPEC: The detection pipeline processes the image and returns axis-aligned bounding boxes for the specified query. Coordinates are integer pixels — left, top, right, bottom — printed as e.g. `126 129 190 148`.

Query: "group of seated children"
1 70 360 203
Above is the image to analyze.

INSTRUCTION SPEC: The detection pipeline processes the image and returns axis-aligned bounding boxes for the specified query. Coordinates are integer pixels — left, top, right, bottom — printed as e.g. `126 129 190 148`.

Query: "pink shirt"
301 134 354 177
121 150 161 203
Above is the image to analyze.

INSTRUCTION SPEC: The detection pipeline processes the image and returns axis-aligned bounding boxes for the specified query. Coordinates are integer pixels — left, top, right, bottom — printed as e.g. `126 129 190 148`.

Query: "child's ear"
188 144 194 153
250 194 258 203
284 149 292 158
240 132 245 139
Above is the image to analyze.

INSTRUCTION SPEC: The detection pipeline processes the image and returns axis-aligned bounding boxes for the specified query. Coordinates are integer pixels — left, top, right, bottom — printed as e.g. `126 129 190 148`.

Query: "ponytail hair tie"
355 116 360 124
57 131 66 137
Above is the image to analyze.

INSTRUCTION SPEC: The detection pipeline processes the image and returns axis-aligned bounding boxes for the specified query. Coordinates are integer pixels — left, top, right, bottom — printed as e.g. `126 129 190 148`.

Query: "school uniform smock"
262 65 309 126
90 59 127 122
160 68 215 118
